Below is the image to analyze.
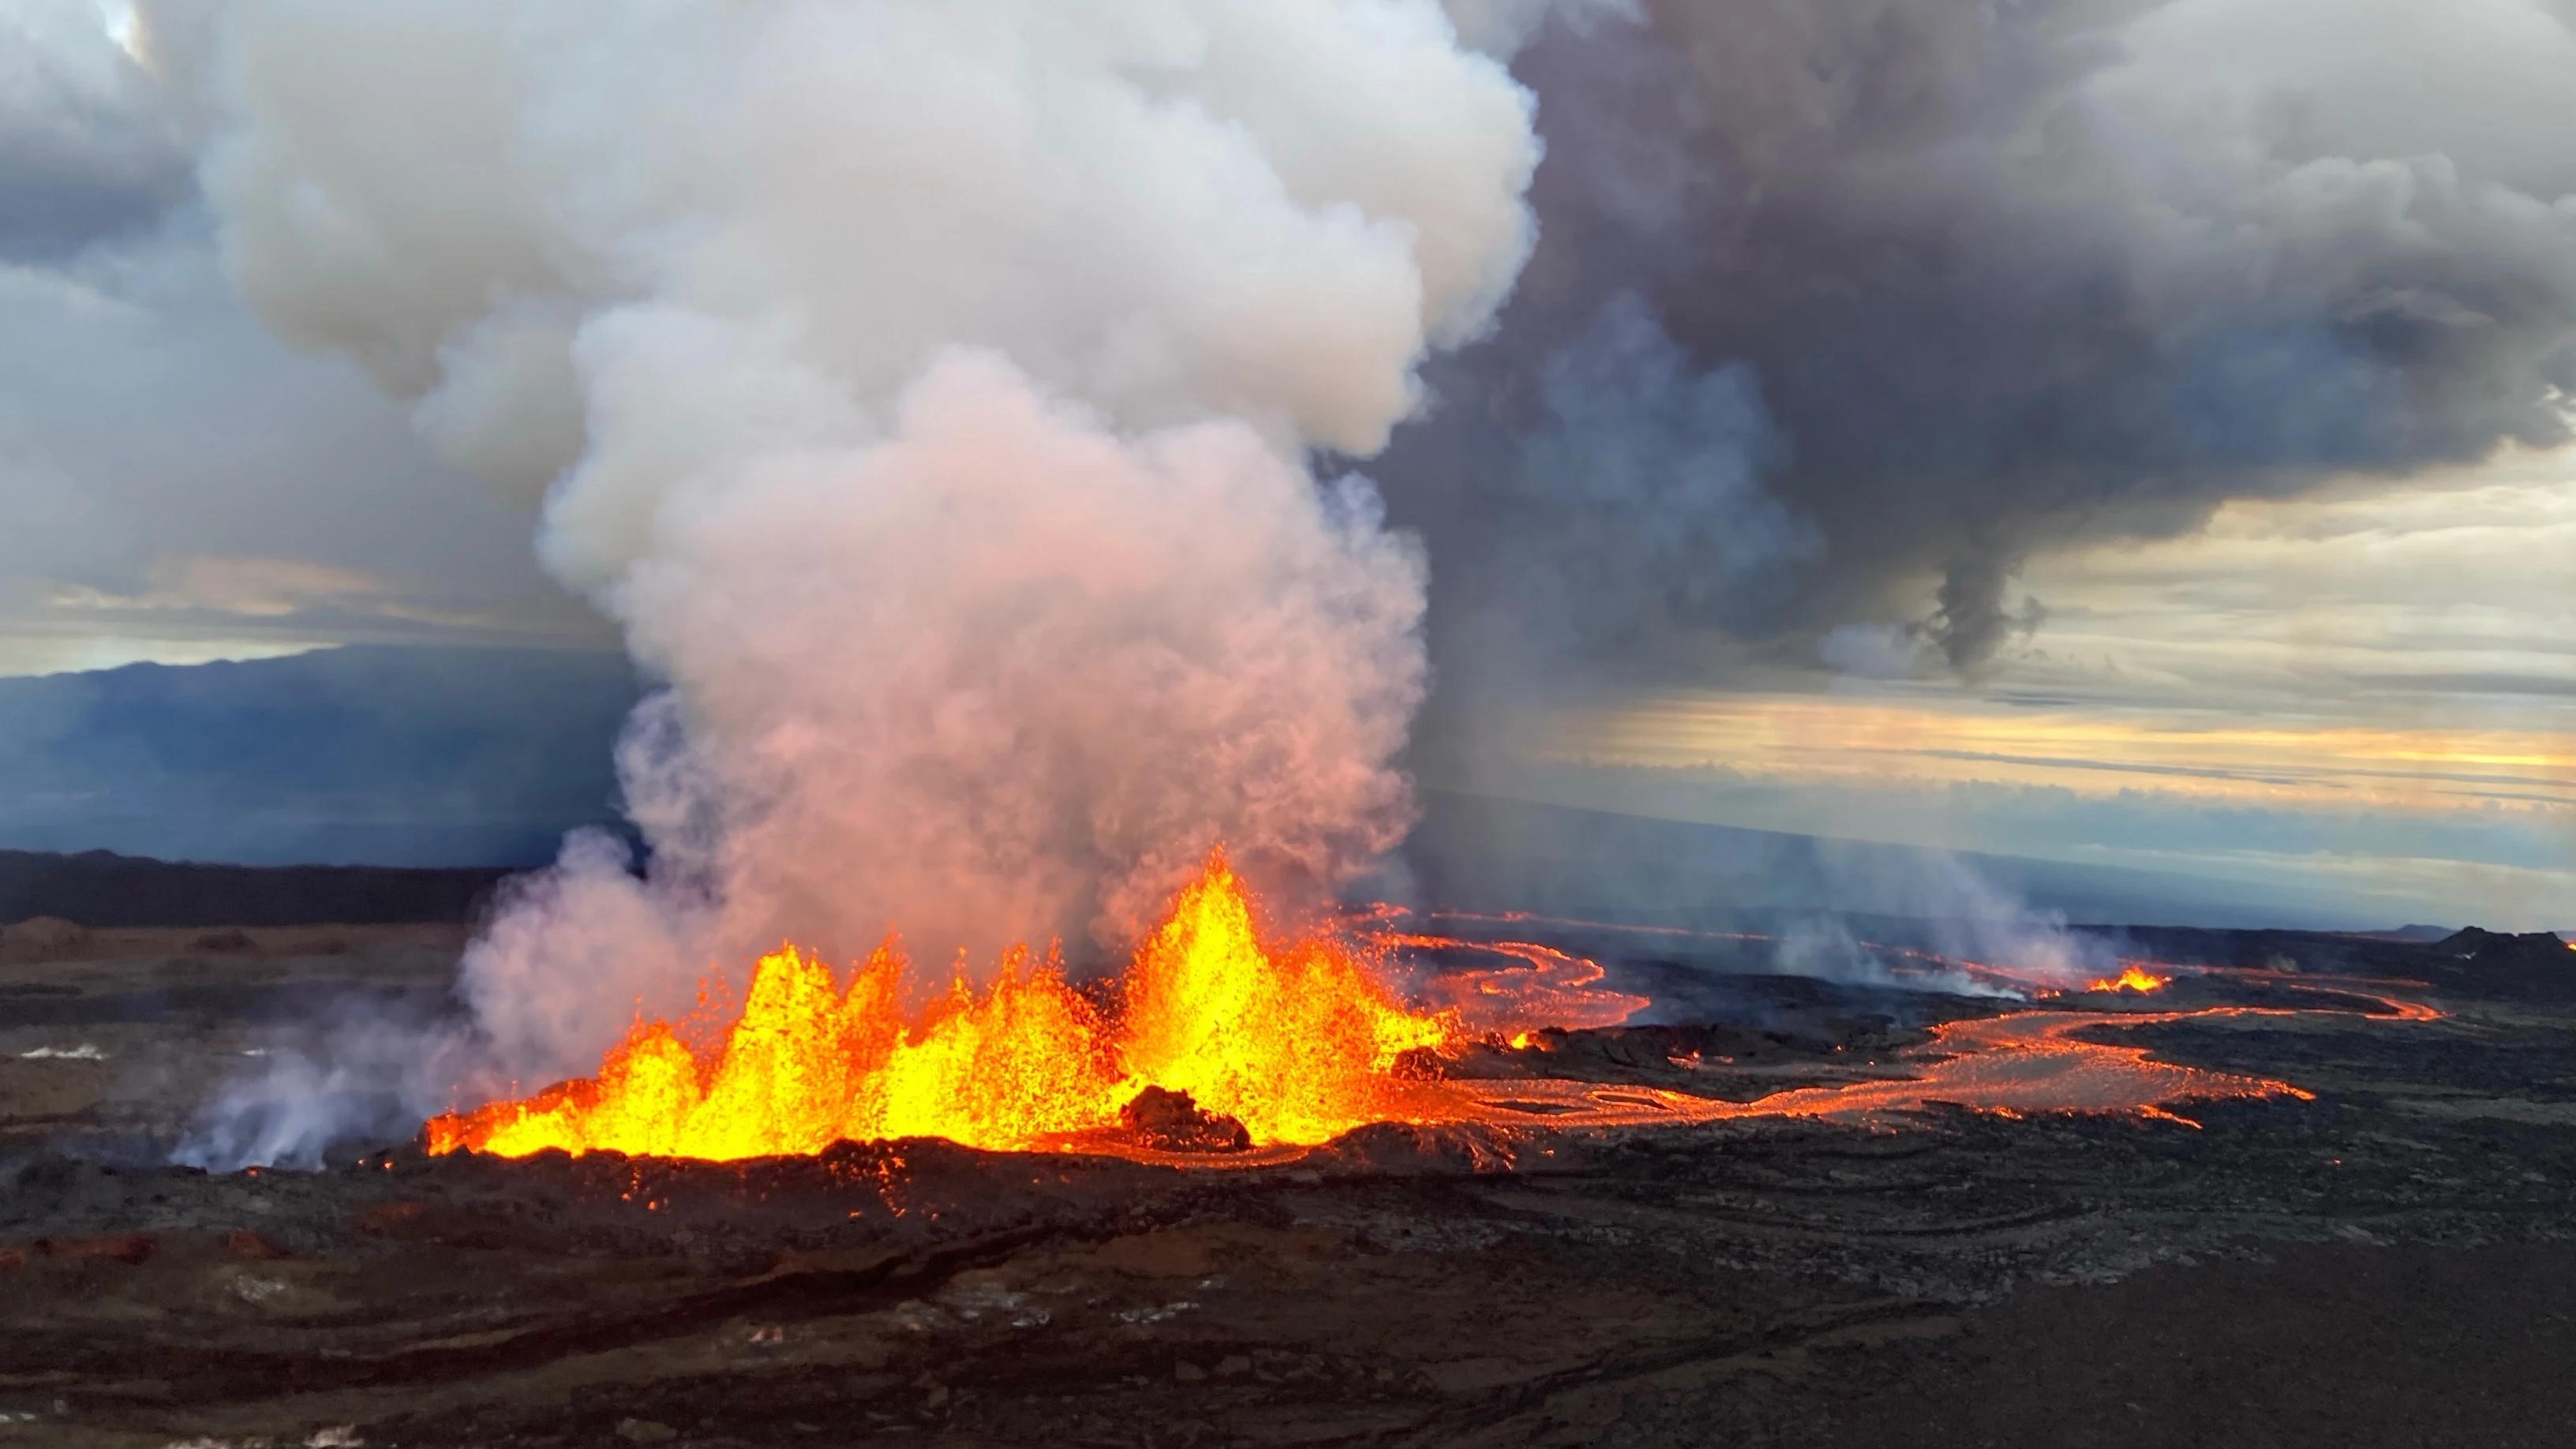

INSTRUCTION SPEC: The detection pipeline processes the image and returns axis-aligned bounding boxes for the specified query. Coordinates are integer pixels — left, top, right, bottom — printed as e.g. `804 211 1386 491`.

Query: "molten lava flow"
425 853 1449 1161
2088 965 2170 994
1401 1005 2327 1136
1379 934 1649 1037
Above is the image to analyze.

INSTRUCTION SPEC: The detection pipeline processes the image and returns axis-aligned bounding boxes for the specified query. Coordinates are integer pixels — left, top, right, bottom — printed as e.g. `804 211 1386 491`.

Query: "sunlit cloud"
92 0 143 63
0 555 613 678
1554 692 2576 814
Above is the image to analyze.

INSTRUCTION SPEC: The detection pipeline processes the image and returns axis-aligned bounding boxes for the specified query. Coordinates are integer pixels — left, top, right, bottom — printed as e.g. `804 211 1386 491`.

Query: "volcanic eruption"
14 6 2570 1446
422 844 2425 1167
176 0 2451 1177
426 852 1454 1160
181 0 1556 1164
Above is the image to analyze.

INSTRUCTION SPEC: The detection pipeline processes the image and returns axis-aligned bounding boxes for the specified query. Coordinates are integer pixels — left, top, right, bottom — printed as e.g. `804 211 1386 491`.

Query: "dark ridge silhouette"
0 848 511 929
0 645 639 869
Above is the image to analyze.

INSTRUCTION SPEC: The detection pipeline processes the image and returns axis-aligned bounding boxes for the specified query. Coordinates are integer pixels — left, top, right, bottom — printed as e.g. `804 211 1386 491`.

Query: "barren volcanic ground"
6 913 2576 1448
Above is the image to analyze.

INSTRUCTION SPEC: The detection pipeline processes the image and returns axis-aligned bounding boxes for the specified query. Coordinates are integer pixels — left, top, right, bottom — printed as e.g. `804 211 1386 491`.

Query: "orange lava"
1421 971 2443 1135
1710 1007 2310 1123
426 866 2446 1166
426 852 1449 1160
1380 934 1649 1036
1408 1006 2327 1135
2087 965 2170 994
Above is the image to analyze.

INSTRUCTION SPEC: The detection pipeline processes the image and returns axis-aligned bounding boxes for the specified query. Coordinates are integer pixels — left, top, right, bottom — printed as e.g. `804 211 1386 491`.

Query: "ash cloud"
1410 291 1817 695
1440 0 1639 57
1388 0 2576 682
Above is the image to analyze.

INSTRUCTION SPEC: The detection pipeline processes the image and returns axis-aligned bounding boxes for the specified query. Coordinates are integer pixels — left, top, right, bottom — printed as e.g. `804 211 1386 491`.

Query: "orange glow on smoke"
2089 965 2170 994
425 852 1450 1160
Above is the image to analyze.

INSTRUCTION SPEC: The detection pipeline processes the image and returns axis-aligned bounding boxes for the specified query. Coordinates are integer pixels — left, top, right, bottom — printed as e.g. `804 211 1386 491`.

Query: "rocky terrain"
3 913 2574 1447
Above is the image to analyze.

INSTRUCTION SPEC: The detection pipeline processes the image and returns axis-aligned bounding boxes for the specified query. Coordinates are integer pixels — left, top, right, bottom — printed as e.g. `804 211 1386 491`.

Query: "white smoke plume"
1439 0 1640 56
189 0 1548 1116
1777 847 2121 998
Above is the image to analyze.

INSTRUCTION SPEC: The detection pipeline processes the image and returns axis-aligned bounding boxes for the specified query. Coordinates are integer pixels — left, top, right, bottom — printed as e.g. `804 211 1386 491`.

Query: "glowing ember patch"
425 852 1451 1161
2089 965 2170 994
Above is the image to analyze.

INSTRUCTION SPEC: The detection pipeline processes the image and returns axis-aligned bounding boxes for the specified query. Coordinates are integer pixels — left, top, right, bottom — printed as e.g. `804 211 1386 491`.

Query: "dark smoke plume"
1384 0 2576 683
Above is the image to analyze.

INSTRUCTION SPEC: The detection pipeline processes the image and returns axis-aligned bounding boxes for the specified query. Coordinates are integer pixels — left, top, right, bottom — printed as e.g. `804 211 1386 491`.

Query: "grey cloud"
1520 758 2576 889
1439 0 1638 56
2349 672 2576 702
1896 748 2576 797
1382 0 2576 685
0 217 604 666
0 0 193 259
1892 750 2321 790
0 6 598 669
2443 788 2576 808
1923 554 2043 677
1399 292 1817 694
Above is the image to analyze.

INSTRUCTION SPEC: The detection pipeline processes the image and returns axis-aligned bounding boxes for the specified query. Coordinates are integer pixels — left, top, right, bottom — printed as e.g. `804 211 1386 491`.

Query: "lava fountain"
425 856 2442 1167
428 852 1449 1160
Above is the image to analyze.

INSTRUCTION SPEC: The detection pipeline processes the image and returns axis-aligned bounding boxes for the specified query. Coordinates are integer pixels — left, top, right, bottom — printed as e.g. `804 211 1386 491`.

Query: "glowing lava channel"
2087 965 2170 994
1393 1005 2332 1136
1380 934 1650 1035
428 854 1447 1160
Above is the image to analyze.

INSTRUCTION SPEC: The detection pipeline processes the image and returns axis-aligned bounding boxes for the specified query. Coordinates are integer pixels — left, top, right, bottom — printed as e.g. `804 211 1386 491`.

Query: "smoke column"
191 0 1552 1099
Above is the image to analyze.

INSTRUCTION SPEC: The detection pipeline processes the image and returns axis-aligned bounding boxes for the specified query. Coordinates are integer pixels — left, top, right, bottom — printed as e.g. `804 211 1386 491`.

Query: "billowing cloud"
200 0 1550 1087
0 2 603 677
0 219 607 676
0 0 191 260
1383 0 2576 687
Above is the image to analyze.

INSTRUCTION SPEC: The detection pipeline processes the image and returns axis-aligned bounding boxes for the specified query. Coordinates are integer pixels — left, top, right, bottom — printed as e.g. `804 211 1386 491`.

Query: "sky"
0 0 604 676
0 0 2570 930
1422 458 2576 929
0 231 611 675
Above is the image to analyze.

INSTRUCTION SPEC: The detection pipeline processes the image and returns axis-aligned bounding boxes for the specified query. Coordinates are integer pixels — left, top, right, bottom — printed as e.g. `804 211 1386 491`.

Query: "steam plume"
196 0 1546 1095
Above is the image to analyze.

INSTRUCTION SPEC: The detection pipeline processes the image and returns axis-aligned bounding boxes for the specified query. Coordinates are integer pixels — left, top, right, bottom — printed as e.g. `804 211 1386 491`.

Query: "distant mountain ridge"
0 848 507 928
0 646 640 867
0 646 2414 930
